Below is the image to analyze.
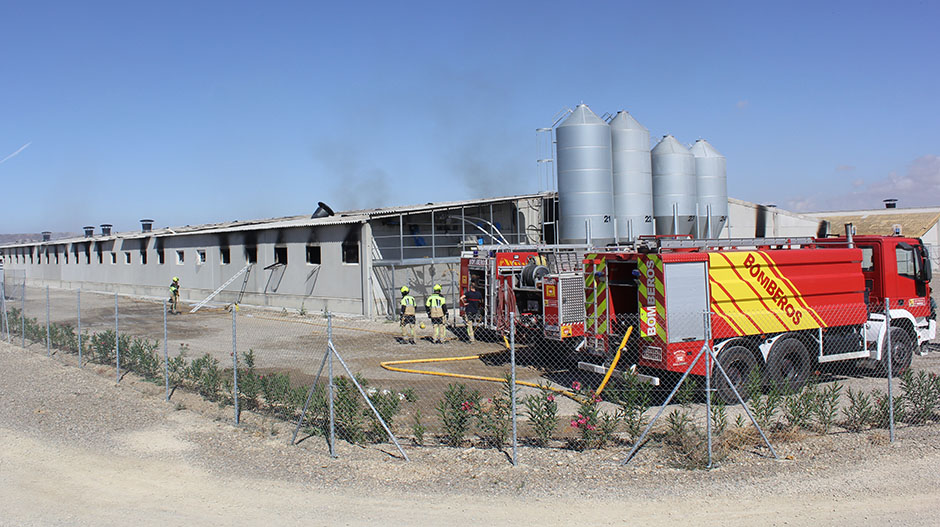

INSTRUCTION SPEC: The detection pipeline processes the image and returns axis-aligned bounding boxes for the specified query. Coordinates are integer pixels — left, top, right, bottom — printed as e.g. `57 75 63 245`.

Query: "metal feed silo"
651 135 696 236
555 104 614 244
609 111 653 241
690 139 728 238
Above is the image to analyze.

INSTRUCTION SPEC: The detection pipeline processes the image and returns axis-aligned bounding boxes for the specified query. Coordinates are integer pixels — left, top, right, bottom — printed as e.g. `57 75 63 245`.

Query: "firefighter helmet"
400 286 409 294
433 284 442 292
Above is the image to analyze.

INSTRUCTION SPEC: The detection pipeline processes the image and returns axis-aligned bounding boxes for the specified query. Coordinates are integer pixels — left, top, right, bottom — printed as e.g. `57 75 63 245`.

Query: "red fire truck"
577 234 936 402
458 245 587 340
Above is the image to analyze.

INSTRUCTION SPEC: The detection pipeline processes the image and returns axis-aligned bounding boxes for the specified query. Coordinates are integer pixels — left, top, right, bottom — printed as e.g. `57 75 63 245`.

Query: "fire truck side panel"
636 255 668 367
706 249 867 341
584 254 618 352
542 274 585 340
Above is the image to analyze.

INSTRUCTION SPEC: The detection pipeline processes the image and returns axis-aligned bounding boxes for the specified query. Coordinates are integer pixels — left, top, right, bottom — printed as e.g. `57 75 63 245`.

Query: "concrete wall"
721 199 820 239
1 222 371 315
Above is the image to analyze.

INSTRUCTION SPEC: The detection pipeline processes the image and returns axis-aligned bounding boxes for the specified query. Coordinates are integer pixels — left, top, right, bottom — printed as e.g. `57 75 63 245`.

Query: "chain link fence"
2 284 939 468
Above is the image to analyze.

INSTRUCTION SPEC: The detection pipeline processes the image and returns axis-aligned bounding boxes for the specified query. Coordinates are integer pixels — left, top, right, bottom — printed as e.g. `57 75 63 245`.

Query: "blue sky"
1 1 938 233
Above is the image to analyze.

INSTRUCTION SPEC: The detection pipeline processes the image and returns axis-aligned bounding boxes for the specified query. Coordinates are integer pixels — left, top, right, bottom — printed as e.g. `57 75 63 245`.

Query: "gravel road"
2 340 940 526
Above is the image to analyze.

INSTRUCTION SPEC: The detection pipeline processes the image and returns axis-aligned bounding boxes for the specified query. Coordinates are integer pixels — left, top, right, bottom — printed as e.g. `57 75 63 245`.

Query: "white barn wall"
1 195 547 317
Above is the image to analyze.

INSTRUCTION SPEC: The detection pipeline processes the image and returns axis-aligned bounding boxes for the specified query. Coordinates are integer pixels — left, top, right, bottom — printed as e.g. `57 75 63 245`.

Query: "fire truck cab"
577 235 935 403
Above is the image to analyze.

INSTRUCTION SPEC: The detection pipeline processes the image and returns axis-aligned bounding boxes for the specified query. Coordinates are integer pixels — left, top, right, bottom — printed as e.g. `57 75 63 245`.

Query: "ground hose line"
252 311 632 403
379 352 584 402
593 326 633 398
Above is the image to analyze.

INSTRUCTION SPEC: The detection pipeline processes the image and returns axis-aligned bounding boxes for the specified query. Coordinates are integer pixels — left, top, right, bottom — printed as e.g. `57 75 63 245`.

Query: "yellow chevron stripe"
708 252 821 334
755 251 827 328
654 297 665 340
708 275 762 334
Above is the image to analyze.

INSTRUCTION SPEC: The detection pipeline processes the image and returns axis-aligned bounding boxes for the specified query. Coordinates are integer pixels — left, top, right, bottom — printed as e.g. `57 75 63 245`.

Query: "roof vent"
83 226 95 237
100 224 113 236
140 219 154 233
312 202 335 219
41 231 52 242
884 198 898 209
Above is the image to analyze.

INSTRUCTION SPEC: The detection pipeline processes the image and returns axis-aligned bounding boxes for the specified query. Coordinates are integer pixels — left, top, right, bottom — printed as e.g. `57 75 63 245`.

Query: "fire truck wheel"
765 337 812 393
879 325 914 377
713 345 759 405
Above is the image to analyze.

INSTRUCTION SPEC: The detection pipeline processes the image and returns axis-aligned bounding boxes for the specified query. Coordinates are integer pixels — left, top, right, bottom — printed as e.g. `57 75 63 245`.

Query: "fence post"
232 305 239 425
21 282 26 348
510 312 517 466
451 268 457 326
163 298 169 401
115 292 120 383
885 297 894 442
0 281 7 342
327 311 336 458
389 264 396 320
77 290 82 366
704 310 713 469
46 285 51 357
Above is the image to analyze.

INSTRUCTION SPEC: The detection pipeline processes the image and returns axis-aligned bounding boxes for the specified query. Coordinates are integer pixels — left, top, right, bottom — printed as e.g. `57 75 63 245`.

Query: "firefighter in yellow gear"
399 286 417 344
168 277 180 314
425 284 448 343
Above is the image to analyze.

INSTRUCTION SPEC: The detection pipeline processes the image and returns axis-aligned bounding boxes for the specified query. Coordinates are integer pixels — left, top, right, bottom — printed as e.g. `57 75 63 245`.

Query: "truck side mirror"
919 245 932 282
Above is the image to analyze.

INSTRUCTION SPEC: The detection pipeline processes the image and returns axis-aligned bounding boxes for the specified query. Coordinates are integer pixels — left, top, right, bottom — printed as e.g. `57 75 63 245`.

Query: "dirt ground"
2 340 940 526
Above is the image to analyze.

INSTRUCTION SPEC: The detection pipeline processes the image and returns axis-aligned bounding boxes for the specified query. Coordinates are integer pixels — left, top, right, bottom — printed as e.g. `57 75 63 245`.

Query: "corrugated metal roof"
346 192 550 219
810 210 940 238
0 193 550 249
152 214 367 238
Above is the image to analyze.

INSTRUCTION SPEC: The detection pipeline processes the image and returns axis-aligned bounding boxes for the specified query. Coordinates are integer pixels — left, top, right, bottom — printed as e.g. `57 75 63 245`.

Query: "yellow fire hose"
380 328 635 403
593 326 632 398
248 310 635 403
380 352 583 401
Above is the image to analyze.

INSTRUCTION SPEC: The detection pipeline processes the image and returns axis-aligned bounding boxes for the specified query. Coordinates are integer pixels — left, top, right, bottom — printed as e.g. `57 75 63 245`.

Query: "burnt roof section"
0 193 551 248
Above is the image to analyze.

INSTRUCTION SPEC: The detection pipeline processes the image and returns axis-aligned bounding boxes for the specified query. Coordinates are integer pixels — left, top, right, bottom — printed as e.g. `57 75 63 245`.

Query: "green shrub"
523 384 559 446
235 349 261 410
612 375 652 443
751 380 784 430
261 372 293 416
437 383 480 447
334 376 366 443
475 378 514 449
366 388 402 442
843 388 874 432
412 407 427 445
710 397 728 437
89 330 117 364
187 354 224 400
569 383 618 449
783 385 815 430
900 370 940 424
871 390 905 428
813 382 842 434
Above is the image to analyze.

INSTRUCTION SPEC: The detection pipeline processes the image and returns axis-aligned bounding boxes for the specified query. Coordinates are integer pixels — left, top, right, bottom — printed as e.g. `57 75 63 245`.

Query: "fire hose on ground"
379 327 634 402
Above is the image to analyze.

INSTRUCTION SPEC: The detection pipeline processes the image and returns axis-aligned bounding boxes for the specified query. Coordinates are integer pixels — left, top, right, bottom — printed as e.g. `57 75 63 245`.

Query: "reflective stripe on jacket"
426 294 446 318
400 295 416 316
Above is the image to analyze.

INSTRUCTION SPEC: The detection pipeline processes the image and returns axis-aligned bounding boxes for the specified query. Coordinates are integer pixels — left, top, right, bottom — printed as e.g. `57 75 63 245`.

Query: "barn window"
306 245 321 265
274 246 288 265
342 241 359 264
